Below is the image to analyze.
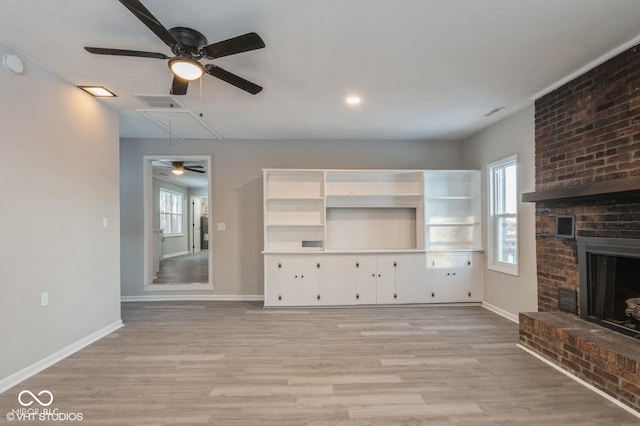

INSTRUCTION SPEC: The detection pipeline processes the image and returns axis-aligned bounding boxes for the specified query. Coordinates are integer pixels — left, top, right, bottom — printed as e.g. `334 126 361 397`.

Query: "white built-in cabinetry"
263 169 482 307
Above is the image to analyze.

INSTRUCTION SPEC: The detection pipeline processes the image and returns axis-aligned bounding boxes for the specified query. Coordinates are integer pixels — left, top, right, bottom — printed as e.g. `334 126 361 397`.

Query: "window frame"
159 188 184 237
487 154 519 276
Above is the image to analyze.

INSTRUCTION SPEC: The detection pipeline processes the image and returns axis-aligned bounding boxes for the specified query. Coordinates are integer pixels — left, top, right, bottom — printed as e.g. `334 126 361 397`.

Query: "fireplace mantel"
522 176 640 203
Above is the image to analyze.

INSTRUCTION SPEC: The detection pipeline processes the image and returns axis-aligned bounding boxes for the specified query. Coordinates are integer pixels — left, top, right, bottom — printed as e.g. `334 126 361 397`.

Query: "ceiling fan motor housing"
169 27 208 58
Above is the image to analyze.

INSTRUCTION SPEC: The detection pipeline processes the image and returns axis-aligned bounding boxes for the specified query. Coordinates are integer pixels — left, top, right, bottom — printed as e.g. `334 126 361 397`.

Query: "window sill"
163 234 184 238
488 263 519 276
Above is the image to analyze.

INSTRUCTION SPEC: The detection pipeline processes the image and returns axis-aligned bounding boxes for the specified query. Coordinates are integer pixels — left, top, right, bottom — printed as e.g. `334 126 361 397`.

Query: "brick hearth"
523 42 640 412
519 312 640 411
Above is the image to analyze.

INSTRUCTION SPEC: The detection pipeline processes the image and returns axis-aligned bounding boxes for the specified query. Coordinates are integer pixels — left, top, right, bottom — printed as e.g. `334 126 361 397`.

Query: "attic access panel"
138 109 221 139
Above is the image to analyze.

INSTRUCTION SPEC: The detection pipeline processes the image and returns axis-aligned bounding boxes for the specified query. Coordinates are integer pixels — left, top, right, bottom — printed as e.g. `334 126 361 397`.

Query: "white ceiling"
2 0 640 141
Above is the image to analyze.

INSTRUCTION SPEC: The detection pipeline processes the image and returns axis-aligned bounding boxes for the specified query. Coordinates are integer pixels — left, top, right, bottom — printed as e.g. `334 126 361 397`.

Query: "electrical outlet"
41 292 49 307
217 223 226 231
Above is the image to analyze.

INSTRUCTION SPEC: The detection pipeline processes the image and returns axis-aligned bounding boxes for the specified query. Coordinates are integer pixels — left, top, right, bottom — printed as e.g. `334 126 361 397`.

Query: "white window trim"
487 154 519 276
159 188 185 237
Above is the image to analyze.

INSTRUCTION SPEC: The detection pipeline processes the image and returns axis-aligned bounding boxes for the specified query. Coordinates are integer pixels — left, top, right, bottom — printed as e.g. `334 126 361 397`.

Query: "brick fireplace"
519 43 640 411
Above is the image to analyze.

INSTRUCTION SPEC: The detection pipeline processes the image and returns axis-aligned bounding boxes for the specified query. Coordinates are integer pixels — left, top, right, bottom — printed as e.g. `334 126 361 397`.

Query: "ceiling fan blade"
205 64 263 95
84 46 169 59
201 32 265 59
118 0 180 48
170 76 189 95
185 167 206 174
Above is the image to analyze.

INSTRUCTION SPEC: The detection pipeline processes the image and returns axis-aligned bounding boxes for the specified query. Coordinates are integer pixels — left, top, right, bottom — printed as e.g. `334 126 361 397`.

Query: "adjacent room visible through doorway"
144 155 213 290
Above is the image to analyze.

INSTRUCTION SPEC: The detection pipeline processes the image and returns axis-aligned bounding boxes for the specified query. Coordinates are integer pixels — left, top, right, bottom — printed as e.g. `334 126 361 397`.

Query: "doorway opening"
144 155 213 291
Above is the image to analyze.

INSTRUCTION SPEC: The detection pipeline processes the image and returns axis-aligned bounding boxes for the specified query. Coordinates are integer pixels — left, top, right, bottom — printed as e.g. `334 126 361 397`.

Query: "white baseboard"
0 320 123 394
121 294 264 302
517 344 640 419
482 301 519 323
162 250 190 259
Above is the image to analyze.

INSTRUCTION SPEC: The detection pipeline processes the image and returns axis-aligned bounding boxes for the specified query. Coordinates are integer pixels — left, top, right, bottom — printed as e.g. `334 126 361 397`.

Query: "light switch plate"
217 223 226 231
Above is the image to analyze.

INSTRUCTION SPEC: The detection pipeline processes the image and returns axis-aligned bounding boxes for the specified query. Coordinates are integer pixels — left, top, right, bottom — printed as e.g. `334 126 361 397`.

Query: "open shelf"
326 194 422 208
263 169 481 253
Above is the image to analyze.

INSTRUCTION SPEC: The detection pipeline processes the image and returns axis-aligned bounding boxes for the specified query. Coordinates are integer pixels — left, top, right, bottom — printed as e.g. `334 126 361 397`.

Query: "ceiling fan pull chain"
199 76 204 117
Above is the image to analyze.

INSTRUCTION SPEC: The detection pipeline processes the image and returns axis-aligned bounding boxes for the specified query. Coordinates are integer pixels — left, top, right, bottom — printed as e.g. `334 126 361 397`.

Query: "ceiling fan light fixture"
171 164 185 175
169 57 204 81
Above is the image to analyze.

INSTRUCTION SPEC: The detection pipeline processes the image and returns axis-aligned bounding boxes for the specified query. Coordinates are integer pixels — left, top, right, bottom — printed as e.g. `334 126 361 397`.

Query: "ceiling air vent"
133 94 183 109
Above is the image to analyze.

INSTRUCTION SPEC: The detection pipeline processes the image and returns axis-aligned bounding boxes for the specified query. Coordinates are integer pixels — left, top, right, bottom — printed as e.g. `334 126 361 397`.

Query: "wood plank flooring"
153 251 209 284
1 302 638 425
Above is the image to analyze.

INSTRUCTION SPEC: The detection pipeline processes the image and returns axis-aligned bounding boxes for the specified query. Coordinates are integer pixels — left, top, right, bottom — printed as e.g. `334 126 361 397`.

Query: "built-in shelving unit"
423 170 481 250
263 169 483 307
263 170 325 252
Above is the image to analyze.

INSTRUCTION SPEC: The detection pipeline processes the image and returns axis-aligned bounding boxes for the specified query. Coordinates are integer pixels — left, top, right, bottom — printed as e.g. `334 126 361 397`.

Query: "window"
488 155 518 275
159 189 184 236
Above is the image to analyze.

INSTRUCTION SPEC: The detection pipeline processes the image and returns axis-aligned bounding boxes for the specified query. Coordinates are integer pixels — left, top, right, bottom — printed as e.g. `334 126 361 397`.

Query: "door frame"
190 195 208 253
143 154 213 291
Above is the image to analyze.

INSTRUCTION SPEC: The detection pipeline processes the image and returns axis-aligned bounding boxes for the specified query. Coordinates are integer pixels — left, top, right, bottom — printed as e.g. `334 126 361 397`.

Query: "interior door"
192 198 202 252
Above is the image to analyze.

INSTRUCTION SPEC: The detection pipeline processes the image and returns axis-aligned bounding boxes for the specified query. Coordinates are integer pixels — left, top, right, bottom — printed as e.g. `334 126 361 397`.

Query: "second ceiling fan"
85 0 265 95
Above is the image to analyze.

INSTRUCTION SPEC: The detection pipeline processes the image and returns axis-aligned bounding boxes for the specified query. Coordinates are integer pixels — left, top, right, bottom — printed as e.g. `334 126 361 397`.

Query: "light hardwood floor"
153 251 209 284
1 302 638 425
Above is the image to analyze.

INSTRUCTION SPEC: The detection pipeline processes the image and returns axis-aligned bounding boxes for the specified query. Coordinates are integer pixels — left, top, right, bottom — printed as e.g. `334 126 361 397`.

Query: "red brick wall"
534 44 640 312
535 44 640 192
520 312 640 411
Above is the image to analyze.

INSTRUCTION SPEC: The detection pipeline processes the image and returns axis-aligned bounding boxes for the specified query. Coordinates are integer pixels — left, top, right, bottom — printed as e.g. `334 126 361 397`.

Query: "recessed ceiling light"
78 86 117 97
346 96 361 105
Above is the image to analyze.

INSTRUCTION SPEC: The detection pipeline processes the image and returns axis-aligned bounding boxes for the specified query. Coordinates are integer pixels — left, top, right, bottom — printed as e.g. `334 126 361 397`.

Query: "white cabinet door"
375 256 400 304
429 253 478 303
395 254 430 304
278 256 319 306
355 256 378 304
319 255 356 305
264 255 282 306
467 252 482 302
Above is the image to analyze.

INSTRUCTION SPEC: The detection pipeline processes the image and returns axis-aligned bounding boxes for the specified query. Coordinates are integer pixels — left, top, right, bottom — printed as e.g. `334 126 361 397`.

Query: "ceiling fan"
84 0 265 95
158 161 206 175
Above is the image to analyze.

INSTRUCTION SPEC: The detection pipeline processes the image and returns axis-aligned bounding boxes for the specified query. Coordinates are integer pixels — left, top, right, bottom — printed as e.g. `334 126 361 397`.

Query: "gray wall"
0 46 121 382
120 138 463 297
461 105 538 318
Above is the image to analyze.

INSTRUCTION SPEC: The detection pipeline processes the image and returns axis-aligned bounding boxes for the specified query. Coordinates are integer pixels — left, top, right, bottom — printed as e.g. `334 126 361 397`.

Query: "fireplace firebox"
577 237 640 339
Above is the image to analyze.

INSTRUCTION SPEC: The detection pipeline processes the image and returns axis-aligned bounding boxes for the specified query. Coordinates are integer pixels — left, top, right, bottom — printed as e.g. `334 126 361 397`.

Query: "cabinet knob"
317 263 320 269
356 294 360 300
278 263 282 269
317 294 321 301
393 293 397 299
452 272 456 276
393 262 397 267
356 262 359 268
446 273 450 276
467 261 471 266
301 275 304 278
468 291 472 297
431 292 435 298
278 295 282 301
372 273 375 277
378 274 381 277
